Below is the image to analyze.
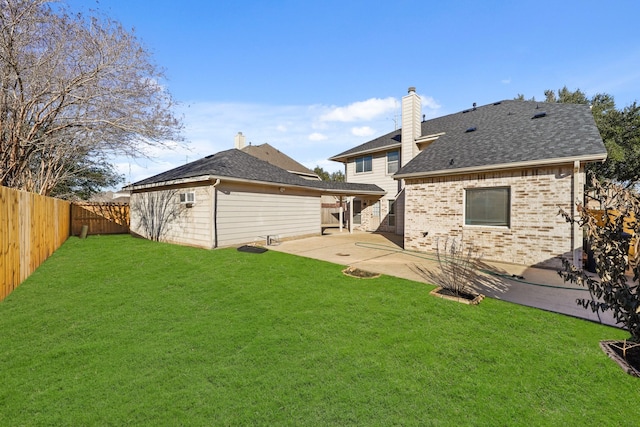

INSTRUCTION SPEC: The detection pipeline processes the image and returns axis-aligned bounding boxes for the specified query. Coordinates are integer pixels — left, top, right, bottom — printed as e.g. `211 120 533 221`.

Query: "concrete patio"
269 229 619 328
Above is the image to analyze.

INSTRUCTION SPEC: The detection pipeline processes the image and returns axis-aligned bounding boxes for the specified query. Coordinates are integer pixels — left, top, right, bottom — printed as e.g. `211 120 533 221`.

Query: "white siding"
131 182 322 249
345 151 400 233
216 183 320 247
130 185 214 248
346 151 398 195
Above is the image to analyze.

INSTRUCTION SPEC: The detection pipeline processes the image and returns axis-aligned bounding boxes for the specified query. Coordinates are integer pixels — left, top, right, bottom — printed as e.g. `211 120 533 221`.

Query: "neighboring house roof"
241 143 319 179
127 149 384 196
330 100 607 177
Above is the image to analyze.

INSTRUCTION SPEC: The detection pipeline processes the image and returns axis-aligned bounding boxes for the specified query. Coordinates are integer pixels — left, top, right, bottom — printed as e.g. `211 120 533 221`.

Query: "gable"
241 143 318 178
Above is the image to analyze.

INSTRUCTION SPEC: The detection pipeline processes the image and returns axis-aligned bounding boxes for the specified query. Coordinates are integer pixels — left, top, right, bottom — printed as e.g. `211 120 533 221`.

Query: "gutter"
393 153 608 180
127 174 316 192
126 174 385 196
328 143 402 163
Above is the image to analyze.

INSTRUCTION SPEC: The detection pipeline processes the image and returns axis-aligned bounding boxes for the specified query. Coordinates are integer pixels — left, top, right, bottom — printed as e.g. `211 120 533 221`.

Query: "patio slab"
269 229 619 328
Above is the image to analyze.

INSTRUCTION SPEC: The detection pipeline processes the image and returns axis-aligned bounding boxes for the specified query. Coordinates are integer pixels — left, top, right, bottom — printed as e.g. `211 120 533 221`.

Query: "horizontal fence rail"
1 186 71 301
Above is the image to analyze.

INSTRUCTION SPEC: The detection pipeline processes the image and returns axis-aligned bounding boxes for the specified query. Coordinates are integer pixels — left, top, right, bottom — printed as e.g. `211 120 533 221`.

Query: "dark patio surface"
269 229 618 328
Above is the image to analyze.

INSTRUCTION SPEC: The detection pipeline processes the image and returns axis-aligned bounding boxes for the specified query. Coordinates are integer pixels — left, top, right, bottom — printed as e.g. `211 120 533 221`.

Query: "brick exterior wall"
403 165 583 268
352 197 396 233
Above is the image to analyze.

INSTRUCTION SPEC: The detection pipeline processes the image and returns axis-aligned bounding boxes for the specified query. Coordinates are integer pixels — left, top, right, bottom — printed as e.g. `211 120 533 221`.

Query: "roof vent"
449 158 455 165
462 109 471 114
493 101 502 105
532 112 547 119
465 126 477 133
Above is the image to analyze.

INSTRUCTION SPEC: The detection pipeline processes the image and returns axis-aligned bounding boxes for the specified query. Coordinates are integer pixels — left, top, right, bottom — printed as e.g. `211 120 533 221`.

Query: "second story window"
355 155 372 173
387 151 399 174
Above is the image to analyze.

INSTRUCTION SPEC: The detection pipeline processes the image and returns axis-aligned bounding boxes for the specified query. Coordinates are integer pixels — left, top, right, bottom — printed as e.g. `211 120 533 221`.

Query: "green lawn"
0 235 636 426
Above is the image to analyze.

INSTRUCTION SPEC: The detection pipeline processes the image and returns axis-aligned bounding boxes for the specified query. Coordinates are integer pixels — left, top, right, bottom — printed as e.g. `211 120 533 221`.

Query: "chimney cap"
408 86 416 93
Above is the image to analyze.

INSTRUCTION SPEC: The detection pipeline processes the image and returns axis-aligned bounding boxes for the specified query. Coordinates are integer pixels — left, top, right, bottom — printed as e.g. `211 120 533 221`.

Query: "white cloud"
319 97 397 122
501 78 512 84
308 132 328 141
109 93 441 188
351 126 375 137
421 95 441 110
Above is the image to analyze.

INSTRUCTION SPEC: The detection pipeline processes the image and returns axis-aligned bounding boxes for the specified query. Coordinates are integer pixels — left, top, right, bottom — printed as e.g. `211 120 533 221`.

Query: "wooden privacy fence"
589 209 638 267
1 186 71 301
71 203 129 236
321 206 344 226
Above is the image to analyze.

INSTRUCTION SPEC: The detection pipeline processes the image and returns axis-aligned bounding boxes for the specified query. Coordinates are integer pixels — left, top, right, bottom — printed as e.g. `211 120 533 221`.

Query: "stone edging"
599 340 640 378
429 287 484 305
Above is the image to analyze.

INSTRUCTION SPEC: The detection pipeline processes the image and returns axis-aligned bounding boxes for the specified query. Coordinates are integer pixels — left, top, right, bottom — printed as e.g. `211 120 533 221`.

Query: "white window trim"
463 187 511 228
388 199 396 227
355 155 373 174
179 191 196 204
386 151 399 175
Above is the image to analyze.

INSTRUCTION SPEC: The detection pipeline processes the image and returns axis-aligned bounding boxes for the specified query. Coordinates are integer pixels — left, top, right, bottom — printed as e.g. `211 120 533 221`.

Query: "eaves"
394 153 607 180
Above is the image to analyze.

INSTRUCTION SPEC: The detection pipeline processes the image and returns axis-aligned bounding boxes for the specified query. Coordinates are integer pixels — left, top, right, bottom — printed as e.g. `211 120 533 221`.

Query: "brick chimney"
234 131 246 149
401 87 421 167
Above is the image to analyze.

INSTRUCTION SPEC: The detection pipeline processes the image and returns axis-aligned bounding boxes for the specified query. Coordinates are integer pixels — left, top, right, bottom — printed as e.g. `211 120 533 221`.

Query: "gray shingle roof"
241 143 318 177
329 131 401 161
330 100 607 176
130 149 384 195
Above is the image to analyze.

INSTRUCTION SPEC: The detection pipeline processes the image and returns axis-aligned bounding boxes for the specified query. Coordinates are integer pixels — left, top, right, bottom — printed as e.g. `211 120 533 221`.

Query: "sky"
65 0 640 186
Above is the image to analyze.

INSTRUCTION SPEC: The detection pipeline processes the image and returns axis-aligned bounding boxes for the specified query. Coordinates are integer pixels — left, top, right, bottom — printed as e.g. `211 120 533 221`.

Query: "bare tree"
413 236 482 297
130 190 182 242
0 0 183 196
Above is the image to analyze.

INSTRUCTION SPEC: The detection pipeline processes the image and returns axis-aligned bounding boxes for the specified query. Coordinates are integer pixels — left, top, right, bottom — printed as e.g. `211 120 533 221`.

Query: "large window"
355 155 372 173
465 187 510 227
387 151 399 174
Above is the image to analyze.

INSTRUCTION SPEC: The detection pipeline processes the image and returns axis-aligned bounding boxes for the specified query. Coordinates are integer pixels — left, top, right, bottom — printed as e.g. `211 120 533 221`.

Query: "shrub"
559 174 640 341
414 236 481 297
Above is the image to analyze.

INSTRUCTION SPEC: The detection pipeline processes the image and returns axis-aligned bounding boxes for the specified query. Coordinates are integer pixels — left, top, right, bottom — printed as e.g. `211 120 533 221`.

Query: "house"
329 87 607 268
126 147 383 248
234 132 321 180
233 132 344 225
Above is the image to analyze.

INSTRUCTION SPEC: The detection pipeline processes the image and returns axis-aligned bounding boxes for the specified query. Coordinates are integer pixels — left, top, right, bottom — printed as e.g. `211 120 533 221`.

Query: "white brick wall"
403 165 583 268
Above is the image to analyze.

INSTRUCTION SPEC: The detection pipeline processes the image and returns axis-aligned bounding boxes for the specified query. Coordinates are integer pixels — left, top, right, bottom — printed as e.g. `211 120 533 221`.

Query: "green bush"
559 174 640 341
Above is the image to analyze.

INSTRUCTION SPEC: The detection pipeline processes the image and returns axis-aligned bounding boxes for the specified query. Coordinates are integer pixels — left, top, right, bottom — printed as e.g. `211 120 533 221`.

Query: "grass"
0 235 637 426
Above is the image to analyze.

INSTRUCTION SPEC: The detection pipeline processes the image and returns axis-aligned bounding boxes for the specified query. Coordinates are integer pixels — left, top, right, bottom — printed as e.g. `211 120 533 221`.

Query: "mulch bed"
342 267 380 279
600 340 640 377
237 245 268 254
429 287 484 305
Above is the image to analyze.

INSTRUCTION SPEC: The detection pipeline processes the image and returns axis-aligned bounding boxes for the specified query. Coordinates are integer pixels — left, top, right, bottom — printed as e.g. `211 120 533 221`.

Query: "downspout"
339 196 344 233
212 179 221 248
572 161 581 268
